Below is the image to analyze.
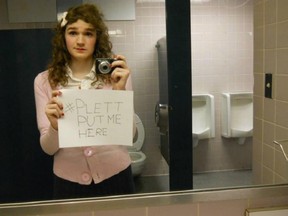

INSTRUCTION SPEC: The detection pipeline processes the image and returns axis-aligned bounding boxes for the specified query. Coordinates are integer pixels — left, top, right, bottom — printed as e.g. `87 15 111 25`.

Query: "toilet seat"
128 114 145 152
128 114 146 176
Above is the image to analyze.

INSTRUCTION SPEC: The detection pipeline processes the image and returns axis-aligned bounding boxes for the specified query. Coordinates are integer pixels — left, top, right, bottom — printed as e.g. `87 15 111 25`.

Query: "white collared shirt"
64 63 104 89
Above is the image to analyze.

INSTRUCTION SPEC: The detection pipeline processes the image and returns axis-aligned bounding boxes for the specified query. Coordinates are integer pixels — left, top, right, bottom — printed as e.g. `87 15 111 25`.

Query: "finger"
49 90 63 109
46 104 63 118
114 54 126 61
111 68 129 80
112 55 128 69
47 103 63 113
118 56 126 63
112 60 127 69
50 97 63 110
46 108 61 119
51 90 62 97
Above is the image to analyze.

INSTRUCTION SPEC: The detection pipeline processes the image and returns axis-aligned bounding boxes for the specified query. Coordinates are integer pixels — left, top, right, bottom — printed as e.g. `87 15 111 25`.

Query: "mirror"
0 0 287 204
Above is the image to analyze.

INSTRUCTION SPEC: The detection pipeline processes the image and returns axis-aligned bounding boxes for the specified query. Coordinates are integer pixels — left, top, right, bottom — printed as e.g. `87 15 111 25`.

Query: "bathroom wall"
105 1 168 176
49 195 288 216
191 0 254 172
253 0 288 184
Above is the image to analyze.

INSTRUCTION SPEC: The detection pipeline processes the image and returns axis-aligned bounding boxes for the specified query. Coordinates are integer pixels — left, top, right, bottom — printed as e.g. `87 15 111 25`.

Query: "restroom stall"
155 36 170 164
155 0 193 191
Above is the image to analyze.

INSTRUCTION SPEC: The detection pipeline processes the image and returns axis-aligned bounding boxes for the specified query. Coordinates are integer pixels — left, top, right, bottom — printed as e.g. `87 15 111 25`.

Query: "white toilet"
128 114 146 176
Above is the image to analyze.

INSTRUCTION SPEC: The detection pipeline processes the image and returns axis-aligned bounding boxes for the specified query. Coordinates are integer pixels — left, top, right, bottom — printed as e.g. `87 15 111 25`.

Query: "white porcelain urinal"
192 94 215 147
221 92 253 144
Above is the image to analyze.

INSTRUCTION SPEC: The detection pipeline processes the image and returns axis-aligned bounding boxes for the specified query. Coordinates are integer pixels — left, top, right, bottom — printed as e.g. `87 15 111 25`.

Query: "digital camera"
95 58 116 75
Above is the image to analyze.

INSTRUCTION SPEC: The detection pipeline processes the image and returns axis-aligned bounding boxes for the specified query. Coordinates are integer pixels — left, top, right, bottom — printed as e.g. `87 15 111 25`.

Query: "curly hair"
48 4 113 88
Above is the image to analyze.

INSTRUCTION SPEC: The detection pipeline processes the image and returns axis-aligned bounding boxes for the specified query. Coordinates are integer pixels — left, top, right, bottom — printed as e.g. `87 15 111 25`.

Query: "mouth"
75 48 86 52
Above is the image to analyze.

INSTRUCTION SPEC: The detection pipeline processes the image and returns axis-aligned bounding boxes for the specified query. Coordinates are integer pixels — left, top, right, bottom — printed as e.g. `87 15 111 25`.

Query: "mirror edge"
1 184 288 214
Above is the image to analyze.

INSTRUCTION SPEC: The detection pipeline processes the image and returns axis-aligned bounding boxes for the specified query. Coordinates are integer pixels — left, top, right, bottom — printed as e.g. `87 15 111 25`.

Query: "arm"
34 73 60 155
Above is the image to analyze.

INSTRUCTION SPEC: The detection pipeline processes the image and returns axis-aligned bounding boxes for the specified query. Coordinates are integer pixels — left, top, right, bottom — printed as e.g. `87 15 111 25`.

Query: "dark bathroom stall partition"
165 0 192 191
0 29 54 203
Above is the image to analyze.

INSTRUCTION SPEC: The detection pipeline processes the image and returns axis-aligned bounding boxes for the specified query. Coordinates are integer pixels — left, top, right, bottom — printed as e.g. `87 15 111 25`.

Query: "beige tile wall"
191 0 254 172
253 0 288 185
106 1 168 176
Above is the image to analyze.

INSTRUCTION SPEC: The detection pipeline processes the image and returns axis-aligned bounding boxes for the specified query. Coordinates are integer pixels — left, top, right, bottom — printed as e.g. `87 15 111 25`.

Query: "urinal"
192 94 215 147
221 92 253 144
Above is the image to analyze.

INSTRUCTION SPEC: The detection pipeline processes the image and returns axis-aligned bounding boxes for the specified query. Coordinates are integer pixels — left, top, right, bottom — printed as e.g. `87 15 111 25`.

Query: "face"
65 19 97 62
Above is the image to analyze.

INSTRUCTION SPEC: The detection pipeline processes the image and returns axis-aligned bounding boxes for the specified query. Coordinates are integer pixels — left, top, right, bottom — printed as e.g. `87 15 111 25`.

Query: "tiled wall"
106 1 168 176
109 0 255 175
191 0 254 172
91 196 288 216
253 0 288 184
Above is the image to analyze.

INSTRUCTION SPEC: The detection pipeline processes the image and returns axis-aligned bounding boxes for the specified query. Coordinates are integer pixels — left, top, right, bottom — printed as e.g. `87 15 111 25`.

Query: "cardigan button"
81 173 91 182
84 148 93 157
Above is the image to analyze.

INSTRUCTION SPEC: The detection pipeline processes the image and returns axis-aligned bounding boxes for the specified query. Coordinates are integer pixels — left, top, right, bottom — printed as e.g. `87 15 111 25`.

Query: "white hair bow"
60 12 68 27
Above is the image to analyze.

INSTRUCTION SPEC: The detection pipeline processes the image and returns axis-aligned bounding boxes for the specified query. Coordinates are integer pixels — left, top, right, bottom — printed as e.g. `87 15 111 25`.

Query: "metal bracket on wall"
273 140 288 162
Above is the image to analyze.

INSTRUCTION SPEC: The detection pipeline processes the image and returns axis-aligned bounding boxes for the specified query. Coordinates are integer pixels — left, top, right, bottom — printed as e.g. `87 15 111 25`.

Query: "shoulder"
34 70 52 92
35 70 49 84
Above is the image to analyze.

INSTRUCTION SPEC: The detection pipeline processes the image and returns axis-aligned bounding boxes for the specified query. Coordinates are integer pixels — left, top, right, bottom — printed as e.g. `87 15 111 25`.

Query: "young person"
34 4 135 199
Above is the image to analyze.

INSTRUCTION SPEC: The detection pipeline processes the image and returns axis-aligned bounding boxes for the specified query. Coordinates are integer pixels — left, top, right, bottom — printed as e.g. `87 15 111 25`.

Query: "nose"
77 35 85 45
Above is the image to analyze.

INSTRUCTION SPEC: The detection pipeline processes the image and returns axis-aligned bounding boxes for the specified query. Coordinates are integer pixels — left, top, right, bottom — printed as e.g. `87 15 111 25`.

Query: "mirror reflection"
191 0 254 189
1 0 288 204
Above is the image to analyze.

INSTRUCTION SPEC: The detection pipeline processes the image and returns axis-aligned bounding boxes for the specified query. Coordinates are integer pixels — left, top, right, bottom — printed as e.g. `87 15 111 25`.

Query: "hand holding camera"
95 58 117 74
96 55 130 90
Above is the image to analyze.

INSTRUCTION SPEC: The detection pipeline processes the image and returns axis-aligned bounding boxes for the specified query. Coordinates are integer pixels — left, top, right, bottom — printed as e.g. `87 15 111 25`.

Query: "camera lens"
98 60 111 74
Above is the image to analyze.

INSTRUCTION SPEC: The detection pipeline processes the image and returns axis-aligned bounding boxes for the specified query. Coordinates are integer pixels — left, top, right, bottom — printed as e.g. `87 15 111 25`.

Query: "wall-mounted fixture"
7 0 57 23
84 0 136 20
273 140 288 162
192 94 215 147
7 0 136 23
221 92 253 145
265 73 272 99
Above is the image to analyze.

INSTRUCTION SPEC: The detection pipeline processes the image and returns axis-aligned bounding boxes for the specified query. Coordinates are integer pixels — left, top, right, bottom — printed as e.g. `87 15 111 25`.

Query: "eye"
68 31 78 36
85 31 95 37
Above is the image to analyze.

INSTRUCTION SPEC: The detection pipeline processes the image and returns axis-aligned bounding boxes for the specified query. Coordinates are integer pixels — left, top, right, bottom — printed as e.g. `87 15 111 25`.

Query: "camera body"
95 58 116 75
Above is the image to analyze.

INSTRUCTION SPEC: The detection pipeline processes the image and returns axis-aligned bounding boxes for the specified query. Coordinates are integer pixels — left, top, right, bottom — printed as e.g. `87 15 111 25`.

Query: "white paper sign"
58 89 134 148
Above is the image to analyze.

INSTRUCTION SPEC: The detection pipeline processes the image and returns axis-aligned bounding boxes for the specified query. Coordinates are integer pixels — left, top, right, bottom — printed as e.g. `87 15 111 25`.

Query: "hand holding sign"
58 89 134 148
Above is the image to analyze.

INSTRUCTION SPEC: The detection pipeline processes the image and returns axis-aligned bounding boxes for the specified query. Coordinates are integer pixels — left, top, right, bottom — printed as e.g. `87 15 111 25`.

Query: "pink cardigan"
34 71 132 185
